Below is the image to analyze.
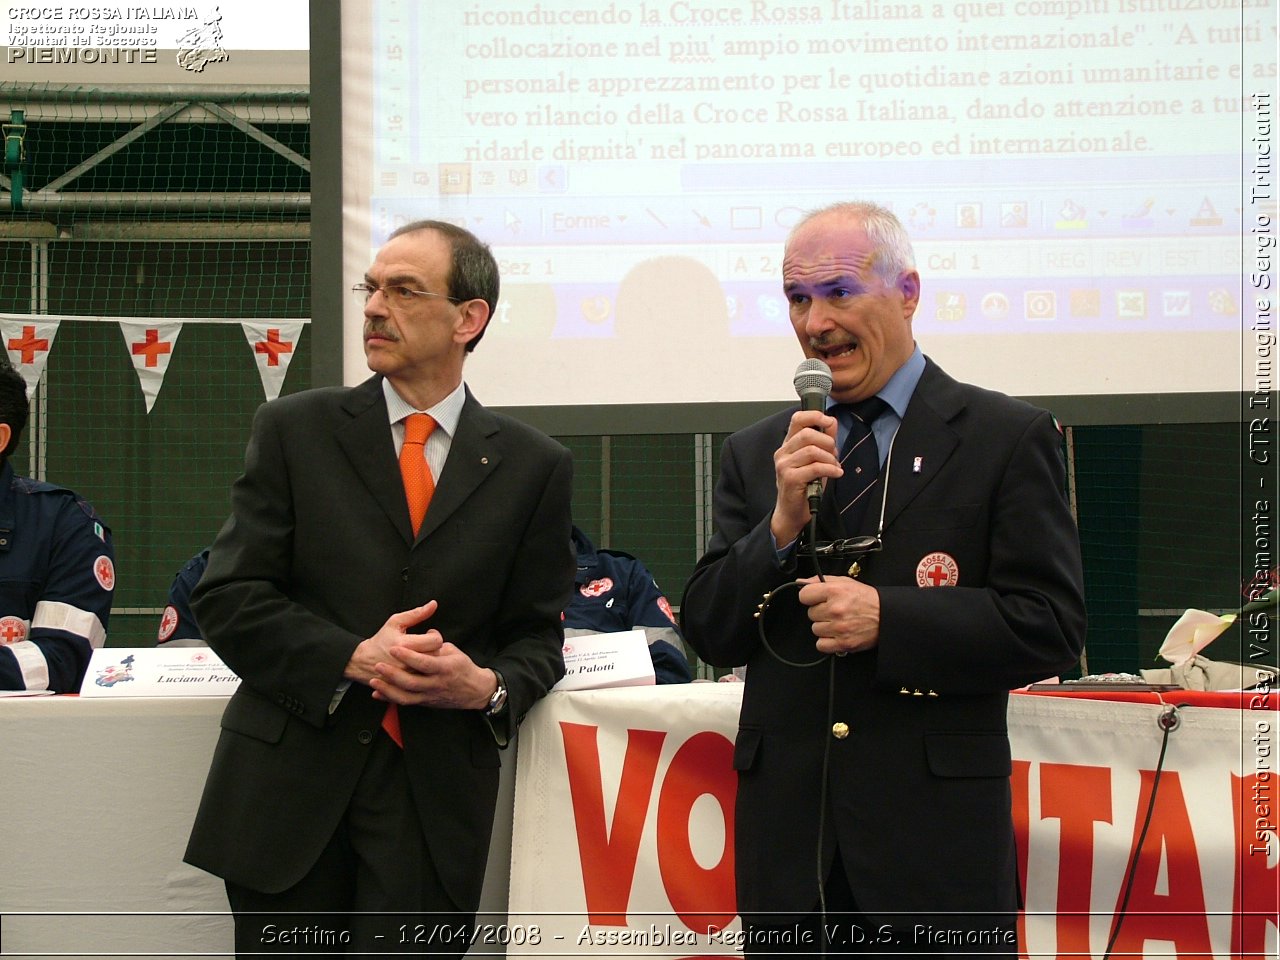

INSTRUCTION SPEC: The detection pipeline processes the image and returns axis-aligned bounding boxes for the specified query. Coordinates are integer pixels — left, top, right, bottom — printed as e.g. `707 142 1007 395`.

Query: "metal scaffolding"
0 82 310 231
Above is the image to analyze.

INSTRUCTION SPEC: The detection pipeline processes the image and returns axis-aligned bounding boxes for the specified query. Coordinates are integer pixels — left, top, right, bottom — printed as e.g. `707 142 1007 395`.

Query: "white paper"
79 648 240 697
553 630 655 691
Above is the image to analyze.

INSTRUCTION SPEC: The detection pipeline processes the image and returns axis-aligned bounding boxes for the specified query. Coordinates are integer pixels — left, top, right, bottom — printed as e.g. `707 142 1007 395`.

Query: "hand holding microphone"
769 359 838 549
793 359 833 516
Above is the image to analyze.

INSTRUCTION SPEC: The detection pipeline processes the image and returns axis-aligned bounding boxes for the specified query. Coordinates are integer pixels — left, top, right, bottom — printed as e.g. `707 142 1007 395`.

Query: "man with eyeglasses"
681 201 1086 956
184 220 573 957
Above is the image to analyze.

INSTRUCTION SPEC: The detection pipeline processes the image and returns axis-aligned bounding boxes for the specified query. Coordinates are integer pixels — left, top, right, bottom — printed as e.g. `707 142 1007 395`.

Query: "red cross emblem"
94 555 116 591
254 328 295 367
915 552 959 588
7 325 50 365
0 616 27 644
579 577 614 598
131 329 172 368
158 605 178 641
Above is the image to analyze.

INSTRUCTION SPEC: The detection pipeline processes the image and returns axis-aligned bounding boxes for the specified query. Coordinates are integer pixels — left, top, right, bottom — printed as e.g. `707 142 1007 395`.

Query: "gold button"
832 722 849 739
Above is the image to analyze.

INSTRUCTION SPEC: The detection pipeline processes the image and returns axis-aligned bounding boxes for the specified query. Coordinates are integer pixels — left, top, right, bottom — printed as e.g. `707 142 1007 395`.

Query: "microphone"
793 359 833 515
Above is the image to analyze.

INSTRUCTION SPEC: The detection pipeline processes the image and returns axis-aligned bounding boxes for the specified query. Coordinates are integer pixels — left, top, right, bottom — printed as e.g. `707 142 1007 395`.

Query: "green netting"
1076 421 1259 676
1 87 310 644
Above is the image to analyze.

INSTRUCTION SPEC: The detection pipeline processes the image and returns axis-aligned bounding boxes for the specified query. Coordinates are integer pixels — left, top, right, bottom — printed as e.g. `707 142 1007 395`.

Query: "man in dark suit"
185 220 573 956
681 202 1086 955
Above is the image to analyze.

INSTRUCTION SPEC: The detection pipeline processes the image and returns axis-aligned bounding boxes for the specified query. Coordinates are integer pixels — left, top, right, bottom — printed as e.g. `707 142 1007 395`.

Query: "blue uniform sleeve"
615 553 682 633
647 636 693 684
0 496 114 693
157 549 209 646
612 552 692 684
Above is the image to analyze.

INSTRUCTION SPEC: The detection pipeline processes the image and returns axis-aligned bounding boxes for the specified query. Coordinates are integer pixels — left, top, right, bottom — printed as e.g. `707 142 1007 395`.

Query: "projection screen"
339 0 1275 411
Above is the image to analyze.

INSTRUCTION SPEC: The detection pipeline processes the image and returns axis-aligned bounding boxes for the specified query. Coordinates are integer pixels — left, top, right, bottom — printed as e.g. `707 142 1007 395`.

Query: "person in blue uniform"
566 525 692 684
0 363 115 693
156 547 210 647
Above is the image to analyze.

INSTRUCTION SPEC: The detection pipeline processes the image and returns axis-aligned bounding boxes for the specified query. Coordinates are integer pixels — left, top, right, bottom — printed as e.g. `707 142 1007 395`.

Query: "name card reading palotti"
553 630 655 691
79 647 241 697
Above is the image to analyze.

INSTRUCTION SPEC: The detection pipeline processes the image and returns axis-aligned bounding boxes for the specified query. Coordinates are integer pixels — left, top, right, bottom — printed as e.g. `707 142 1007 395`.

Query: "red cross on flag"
119 320 183 413
242 321 304 401
0 315 61 400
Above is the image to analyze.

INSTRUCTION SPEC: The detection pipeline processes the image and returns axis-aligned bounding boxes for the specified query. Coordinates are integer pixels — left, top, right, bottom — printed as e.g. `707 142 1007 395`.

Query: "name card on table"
553 630 655 691
79 647 241 697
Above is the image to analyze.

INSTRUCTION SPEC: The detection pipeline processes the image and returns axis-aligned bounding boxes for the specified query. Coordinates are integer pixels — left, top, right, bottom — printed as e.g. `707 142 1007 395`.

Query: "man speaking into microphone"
681 201 1086 956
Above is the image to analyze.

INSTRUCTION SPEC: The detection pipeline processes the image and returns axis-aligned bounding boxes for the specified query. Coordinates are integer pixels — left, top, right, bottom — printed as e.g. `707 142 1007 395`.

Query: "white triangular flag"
0 315 61 399
119 320 183 413
242 321 303 401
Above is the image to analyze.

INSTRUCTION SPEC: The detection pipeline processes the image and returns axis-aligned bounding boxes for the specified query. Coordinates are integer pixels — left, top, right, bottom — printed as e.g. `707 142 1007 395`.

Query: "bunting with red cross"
241 321 305 401
119 320 183 413
0 314 309 411
0 317 61 400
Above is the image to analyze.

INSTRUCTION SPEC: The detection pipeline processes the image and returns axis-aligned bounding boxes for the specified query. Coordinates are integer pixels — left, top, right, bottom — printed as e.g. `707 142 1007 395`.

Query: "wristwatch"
484 669 508 716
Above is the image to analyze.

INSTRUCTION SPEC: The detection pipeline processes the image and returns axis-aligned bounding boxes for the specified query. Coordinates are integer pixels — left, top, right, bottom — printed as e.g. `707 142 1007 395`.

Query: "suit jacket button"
358 730 373 745
832 722 849 740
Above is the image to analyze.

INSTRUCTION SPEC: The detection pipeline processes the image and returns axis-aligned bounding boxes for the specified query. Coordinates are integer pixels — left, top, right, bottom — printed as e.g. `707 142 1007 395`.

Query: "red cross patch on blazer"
916 552 959 588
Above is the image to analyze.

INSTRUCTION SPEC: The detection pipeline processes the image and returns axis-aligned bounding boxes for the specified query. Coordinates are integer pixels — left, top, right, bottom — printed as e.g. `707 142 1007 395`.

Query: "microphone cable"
753 512 829 669
750 435 898 956
749 359 898 954
1102 702 1183 960
754 431 898 669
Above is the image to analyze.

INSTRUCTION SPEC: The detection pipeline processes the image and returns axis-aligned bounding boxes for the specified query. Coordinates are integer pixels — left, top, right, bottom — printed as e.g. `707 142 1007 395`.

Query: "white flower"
1158 609 1237 666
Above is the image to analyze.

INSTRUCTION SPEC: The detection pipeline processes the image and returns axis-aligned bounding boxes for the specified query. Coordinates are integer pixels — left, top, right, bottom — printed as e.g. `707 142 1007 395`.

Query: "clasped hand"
346 600 493 710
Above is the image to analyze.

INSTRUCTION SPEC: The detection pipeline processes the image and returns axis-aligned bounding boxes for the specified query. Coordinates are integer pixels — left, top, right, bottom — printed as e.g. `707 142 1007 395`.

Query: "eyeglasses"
352 282 464 307
811 536 883 557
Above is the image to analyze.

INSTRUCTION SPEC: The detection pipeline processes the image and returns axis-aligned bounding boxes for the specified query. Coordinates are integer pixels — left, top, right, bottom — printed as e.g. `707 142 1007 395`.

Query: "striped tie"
832 397 887 537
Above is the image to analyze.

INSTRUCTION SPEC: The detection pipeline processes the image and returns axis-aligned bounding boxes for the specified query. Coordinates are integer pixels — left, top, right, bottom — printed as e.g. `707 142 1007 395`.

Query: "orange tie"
383 412 437 747
400 412 437 536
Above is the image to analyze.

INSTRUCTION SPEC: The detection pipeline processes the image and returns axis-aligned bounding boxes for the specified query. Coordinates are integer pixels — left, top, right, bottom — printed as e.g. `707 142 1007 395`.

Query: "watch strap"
485 668 508 716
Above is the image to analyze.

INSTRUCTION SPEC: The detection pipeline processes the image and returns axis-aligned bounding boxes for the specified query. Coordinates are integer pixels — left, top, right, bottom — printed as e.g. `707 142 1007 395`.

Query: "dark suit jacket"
681 358 1086 925
184 376 573 912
